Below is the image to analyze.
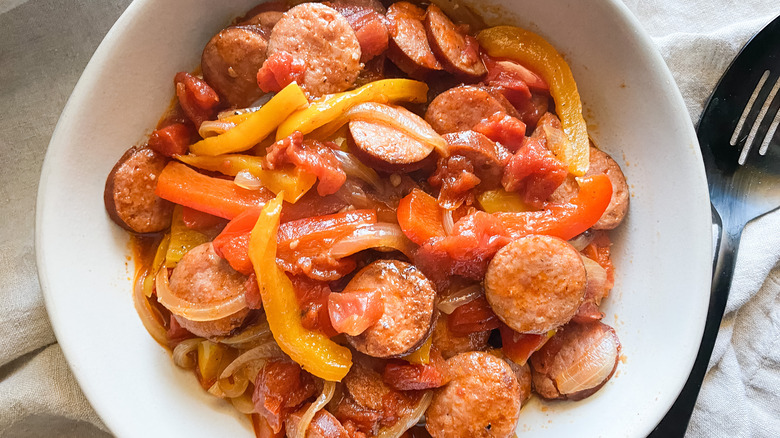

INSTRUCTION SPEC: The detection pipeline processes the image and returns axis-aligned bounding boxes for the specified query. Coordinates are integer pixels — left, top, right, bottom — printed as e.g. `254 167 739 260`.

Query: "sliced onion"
219 341 283 383
329 223 417 259
219 320 272 349
346 103 448 157
234 170 264 191
198 120 236 138
172 337 204 369
581 255 608 301
568 231 595 251
155 268 248 322
555 328 619 394
437 285 482 314
442 209 454 236
230 391 257 414
133 270 168 346
332 150 382 190
290 381 336 438
375 391 434 438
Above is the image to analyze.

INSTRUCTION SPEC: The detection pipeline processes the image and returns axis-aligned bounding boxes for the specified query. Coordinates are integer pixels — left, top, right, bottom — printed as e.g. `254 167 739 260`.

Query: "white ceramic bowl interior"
37 0 712 437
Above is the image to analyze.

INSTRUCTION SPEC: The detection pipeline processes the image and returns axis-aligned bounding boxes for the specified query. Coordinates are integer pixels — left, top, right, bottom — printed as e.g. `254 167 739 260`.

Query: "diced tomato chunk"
174 72 219 127
328 290 384 336
256 51 307 94
181 206 225 230
253 360 317 434
473 113 527 153
266 132 346 196
382 359 445 391
483 54 549 92
499 324 550 366
291 276 338 338
447 296 501 336
148 123 192 157
245 273 263 310
502 137 568 208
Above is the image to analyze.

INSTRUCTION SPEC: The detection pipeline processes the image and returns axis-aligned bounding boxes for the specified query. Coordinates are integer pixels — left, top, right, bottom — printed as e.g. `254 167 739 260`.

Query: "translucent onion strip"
437 285 482 314
230 391 257 414
442 209 454 235
329 223 417 259
219 320 272 349
332 150 383 190
133 270 168 346
155 268 248 322
555 329 619 394
568 231 595 251
172 337 204 369
375 391 434 438
234 169 264 191
581 255 608 300
219 341 283 383
199 120 237 138
293 381 336 438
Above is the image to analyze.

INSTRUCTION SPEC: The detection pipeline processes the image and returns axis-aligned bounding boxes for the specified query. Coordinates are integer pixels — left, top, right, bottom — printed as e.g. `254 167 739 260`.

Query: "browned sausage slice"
548 146 629 230
267 3 362 97
286 404 349 438
345 260 437 358
425 86 507 134
386 1 442 79
104 147 173 234
529 320 621 401
443 130 508 188
425 351 522 438
168 243 251 339
201 25 270 108
485 235 587 334
424 4 486 80
431 313 490 359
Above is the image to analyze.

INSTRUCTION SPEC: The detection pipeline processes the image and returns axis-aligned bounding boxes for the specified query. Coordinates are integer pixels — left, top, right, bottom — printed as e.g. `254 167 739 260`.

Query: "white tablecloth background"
0 0 778 436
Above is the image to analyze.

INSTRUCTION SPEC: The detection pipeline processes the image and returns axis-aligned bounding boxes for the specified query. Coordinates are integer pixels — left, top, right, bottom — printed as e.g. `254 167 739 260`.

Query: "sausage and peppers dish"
104 0 630 436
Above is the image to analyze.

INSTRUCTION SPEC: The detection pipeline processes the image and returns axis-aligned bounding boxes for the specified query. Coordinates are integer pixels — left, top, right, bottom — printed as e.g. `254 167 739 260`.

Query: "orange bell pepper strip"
276 79 429 140
155 161 274 220
248 193 352 381
189 82 308 156
175 154 316 203
397 189 446 245
477 26 589 176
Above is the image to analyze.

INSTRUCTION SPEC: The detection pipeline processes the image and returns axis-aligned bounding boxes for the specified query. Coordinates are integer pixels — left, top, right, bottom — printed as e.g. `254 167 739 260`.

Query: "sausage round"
431 313 490 359
168 242 251 339
548 146 629 230
345 260 437 358
424 4 486 80
504 358 533 407
442 130 508 188
201 25 270 108
104 147 173 234
484 235 586 334
529 320 621 401
386 1 442 79
425 86 507 134
267 3 362 97
425 351 522 438
286 404 349 438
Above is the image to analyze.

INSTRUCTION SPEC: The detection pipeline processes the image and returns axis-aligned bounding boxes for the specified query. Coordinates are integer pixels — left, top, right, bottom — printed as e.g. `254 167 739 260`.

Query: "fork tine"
740 72 780 163
759 82 780 155
730 70 769 147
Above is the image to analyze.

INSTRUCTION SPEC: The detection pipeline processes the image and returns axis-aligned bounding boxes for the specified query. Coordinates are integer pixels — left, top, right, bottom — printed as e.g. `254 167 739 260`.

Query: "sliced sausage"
425 86 507 134
529 320 621 401
240 10 284 30
386 1 442 79
348 104 437 171
425 351 522 438
201 25 270 108
431 313 490 359
237 0 288 26
286 404 349 438
104 147 173 234
443 130 508 188
484 235 586 334
345 260 437 358
548 146 630 230
424 4 486 80
505 358 533 407
267 3 362 97
168 242 250 339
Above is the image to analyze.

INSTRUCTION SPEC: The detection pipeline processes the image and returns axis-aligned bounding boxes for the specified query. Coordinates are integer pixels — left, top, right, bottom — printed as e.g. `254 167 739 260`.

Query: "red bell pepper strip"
212 207 264 275
397 188 447 245
181 206 225 230
447 296 502 336
155 161 274 220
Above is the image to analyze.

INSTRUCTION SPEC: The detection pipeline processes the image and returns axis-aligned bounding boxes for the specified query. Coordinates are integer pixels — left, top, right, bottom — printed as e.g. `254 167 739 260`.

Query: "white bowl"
37 0 712 437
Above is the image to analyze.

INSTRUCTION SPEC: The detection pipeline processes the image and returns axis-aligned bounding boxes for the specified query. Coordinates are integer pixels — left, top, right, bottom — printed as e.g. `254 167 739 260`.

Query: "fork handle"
648 209 743 437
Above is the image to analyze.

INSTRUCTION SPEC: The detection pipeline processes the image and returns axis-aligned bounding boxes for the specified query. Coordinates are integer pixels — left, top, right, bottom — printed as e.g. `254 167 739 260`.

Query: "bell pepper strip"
500 324 555 366
164 205 210 268
397 189 446 245
143 233 170 297
181 206 225 231
447 296 502 336
276 79 429 140
189 82 308 156
478 26 589 176
155 161 274 220
402 337 432 365
476 189 535 213
175 154 316 203
212 207 264 275
248 193 353 381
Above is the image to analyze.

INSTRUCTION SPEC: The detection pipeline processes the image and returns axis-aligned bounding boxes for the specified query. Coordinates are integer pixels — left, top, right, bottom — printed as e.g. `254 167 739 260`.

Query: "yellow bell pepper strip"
164 205 210 268
190 82 308 156
477 26 589 176
477 189 535 213
403 337 432 365
248 193 352 381
276 79 429 140
175 154 316 203
143 233 170 297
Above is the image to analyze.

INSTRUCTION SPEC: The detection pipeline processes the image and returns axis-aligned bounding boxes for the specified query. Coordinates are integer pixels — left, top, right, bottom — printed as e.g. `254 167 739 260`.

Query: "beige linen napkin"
0 0 777 437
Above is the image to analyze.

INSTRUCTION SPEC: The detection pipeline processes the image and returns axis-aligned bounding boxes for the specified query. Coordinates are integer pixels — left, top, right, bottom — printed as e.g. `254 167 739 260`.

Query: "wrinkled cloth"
0 0 778 437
